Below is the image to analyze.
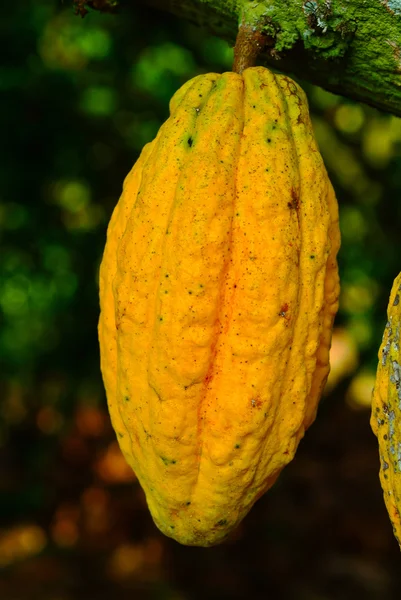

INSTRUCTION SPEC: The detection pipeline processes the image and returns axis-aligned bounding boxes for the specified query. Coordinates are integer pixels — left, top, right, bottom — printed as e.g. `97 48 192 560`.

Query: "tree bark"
138 0 401 117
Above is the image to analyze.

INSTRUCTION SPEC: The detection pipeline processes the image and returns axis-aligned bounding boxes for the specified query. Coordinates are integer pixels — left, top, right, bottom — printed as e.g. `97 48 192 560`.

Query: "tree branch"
138 0 401 117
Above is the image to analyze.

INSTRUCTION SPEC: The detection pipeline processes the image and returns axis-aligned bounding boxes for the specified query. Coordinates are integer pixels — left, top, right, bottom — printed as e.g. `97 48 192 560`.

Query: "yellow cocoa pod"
98 67 341 546
371 272 401 546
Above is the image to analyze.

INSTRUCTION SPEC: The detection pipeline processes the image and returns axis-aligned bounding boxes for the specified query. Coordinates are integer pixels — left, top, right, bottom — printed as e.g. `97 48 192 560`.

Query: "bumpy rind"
371 272 401 547
98 67 341 547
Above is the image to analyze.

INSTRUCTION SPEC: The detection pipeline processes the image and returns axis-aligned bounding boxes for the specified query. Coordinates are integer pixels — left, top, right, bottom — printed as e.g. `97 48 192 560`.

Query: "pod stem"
232 24 268 74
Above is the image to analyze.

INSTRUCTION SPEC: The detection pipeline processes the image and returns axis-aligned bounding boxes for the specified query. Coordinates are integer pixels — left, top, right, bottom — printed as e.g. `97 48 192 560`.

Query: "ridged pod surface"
371 272 401 547
98 67 341 547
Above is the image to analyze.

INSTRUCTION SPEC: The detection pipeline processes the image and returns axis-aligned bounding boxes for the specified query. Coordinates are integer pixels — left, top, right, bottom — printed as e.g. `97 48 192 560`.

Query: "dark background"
1 2 401 598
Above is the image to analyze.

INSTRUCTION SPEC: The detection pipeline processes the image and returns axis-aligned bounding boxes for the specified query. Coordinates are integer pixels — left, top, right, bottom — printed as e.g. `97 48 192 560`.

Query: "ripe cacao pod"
98 67 341 546
371 272 401 546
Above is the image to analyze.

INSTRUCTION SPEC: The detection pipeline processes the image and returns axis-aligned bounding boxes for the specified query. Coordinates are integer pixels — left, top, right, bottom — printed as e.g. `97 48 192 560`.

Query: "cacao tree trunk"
135 0 401 117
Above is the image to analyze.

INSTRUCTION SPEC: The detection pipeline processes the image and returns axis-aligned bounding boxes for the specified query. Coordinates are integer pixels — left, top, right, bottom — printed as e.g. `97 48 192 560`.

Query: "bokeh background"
2 2 401 598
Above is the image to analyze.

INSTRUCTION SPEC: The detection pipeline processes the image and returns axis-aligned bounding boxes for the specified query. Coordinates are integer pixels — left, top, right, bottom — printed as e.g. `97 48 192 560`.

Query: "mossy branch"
73 0 119 18
132 0 401 117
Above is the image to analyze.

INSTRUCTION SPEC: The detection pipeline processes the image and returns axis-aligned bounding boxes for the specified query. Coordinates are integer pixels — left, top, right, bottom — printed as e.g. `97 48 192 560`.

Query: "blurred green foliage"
0 1 235 385
2 0 400 387
1 1 401 597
